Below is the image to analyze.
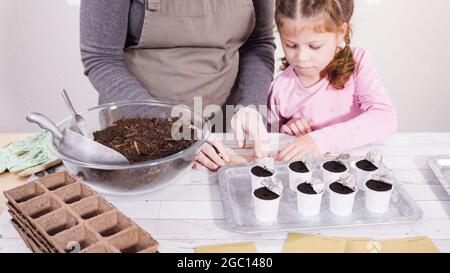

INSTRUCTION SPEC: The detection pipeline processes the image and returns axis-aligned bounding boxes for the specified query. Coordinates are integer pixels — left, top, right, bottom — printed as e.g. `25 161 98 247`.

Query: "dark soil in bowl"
93 117 196 163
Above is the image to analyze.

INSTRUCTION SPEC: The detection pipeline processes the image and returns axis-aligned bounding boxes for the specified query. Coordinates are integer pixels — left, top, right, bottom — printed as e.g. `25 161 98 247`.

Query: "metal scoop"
26 112 129 164
61 89 94 140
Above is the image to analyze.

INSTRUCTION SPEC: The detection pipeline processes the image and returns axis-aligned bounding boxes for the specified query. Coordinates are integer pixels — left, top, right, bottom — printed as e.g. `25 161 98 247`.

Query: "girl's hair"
275 0 355 90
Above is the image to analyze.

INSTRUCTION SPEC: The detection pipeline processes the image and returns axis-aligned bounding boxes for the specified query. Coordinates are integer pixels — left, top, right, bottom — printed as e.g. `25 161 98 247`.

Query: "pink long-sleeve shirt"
267 48 397 155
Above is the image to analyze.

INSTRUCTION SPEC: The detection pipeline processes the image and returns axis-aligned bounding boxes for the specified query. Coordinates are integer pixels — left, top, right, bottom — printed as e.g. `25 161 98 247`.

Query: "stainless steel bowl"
48 101 210 196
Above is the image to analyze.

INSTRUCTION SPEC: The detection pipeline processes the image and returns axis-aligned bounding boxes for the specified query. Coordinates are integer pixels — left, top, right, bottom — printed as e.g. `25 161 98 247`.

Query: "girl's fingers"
289 122 302 136
208 138 230 163
300 118 312 133
293 120 306 136
281 125 294 136
202 143 225 167
192 161 205 169
196 151 219 170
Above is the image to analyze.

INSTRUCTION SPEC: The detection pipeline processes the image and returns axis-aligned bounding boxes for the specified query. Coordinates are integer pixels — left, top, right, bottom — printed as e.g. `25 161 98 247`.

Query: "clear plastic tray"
427 155 450 197
218 158 423 233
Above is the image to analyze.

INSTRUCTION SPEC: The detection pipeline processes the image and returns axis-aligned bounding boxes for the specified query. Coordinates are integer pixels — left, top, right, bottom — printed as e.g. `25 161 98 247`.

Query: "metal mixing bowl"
48 101 210 196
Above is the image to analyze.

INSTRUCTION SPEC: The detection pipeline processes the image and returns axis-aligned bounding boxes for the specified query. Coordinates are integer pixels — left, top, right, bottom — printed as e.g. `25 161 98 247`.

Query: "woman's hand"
231 107 270 158
281 117 313 136
276 135 319 161
193 137 230 171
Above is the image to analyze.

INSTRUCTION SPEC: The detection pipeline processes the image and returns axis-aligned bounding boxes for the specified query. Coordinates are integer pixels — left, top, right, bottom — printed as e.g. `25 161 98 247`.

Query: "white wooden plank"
106 184 221 202
378 133 450 145
402 185 450 201
133 219 450 241
134 219 286 241
0 212 16 239
418 220 450 240
416 201 450 220
159 201 224 220
108 200 161 219
349 144 450 157
433 240 450 252
0 239 30 253
383 156 430 170
395 170 439 185
188 170 218 185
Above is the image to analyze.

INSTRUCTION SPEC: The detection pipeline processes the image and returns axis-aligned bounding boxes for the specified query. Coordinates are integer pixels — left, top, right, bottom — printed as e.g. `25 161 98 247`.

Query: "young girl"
269 0 397 161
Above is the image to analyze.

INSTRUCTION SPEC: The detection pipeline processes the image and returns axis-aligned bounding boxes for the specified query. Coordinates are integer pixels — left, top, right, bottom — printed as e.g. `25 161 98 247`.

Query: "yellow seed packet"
195 242 257 253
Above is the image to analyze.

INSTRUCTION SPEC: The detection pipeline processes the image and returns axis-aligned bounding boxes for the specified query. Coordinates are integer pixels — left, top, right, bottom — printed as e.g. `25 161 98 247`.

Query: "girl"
269 0 397 161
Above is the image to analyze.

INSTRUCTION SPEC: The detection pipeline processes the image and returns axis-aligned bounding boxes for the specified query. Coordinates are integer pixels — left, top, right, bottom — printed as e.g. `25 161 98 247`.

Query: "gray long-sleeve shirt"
80 0 276 107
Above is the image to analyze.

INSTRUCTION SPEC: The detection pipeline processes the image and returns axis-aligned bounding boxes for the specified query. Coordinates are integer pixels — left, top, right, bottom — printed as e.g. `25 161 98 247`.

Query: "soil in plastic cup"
328 181 357 216
296 182 323 216
364 179 393 214
353 159 378 190
288 161 312 191
253 187 281 222
249 165 275 193
322 161 348 188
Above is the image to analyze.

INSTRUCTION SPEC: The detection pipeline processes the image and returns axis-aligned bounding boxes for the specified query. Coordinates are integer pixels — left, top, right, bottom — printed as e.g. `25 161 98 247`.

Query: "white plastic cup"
288 161 313 191
249 166 275 193
328 183 357 216
321 161 348 188
364 181 393 214
352 160 378 191
253 189 281 222
297 185 323 216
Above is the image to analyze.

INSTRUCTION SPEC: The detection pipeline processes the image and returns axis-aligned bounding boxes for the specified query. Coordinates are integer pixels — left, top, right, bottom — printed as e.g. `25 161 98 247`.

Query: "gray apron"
124 0 256 110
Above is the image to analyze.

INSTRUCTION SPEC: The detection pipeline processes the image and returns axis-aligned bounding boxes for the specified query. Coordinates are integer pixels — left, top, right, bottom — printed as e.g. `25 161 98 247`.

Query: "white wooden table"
1 133 450 253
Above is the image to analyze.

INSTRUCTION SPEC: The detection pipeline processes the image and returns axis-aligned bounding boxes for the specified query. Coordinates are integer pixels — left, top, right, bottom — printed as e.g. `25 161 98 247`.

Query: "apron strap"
146 0 161 13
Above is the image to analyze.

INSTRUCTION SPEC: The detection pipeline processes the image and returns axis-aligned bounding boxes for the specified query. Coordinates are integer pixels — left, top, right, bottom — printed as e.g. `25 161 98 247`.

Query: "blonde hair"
275 0 355 90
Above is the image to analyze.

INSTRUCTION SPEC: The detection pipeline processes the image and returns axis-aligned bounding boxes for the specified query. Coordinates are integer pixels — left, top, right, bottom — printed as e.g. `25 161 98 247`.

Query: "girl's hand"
193 137 230 171
276 135 319 161
231 106 270 158
281 117 313 136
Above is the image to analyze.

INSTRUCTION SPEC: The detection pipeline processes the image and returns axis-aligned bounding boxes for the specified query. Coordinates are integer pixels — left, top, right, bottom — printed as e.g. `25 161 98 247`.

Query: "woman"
80 0 275 170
